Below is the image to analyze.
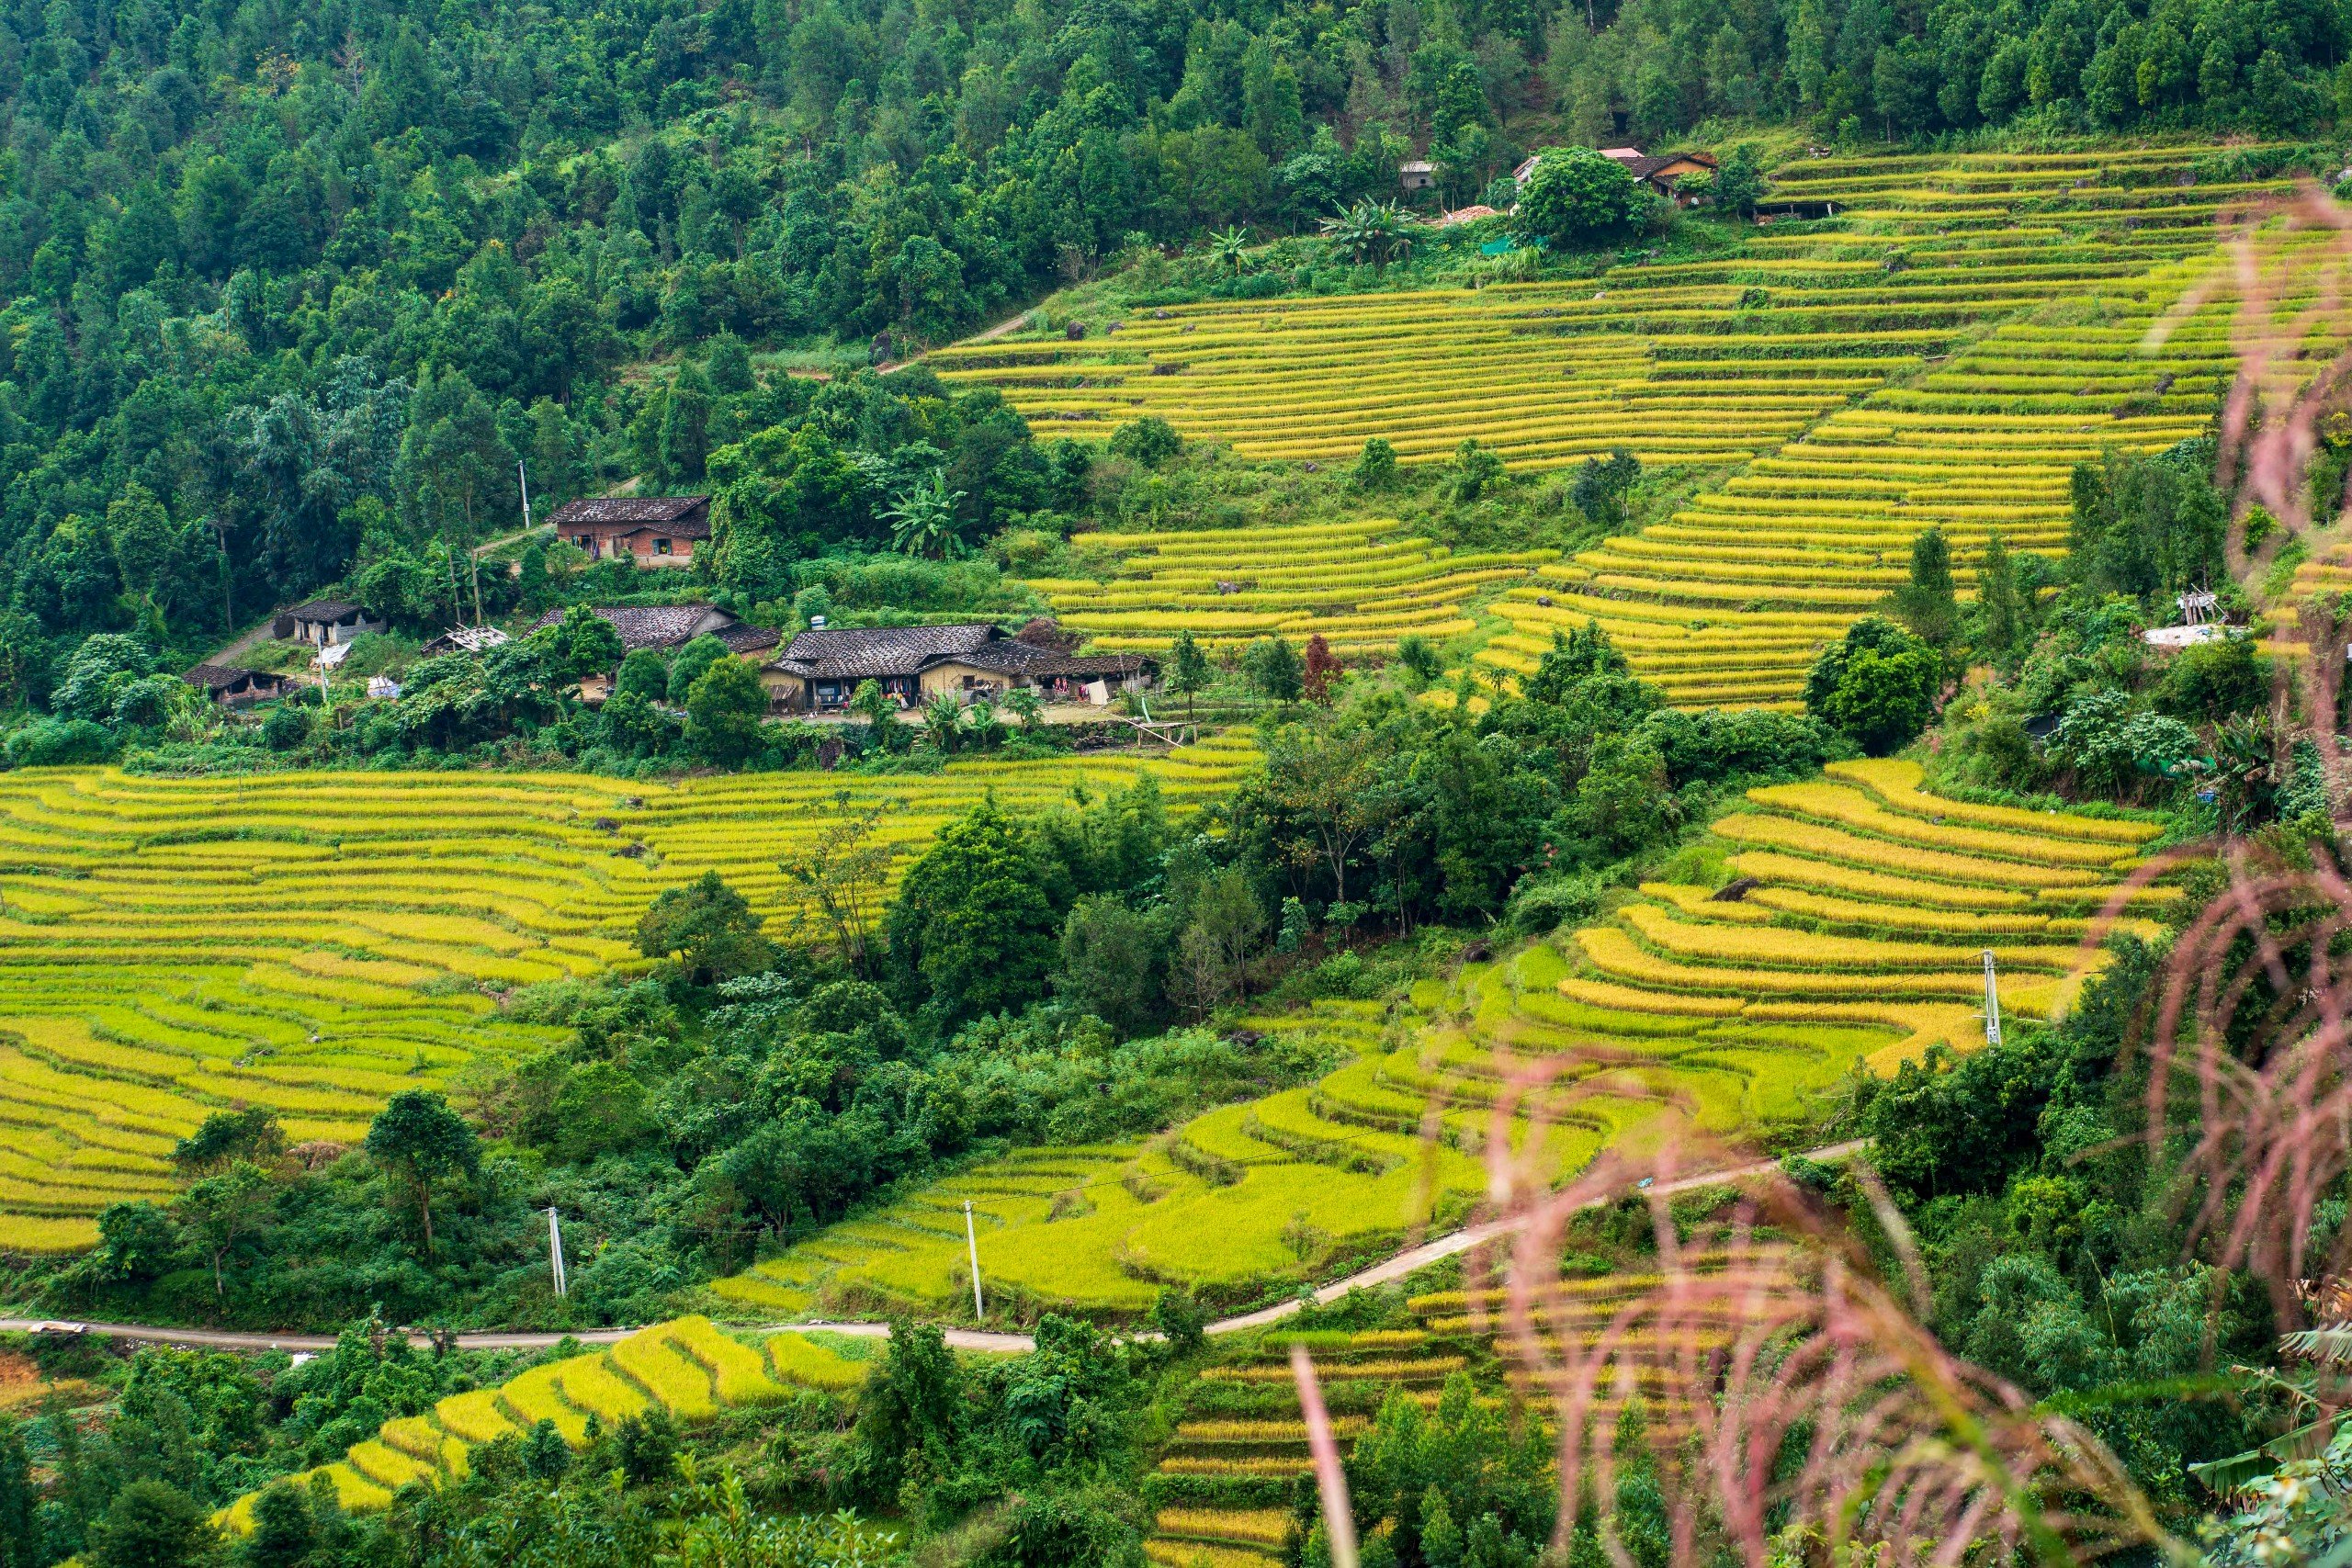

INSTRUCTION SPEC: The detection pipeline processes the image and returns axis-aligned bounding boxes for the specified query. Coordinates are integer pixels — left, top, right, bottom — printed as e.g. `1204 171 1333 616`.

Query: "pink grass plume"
1290 1344 1358 1568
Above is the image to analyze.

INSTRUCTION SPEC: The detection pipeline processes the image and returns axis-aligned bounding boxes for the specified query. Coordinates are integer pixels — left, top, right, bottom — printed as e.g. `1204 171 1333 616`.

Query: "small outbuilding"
183 664 289 706
546 496 712 566
1516 147 1720 206
275 600 385 646
1399 160 1437 192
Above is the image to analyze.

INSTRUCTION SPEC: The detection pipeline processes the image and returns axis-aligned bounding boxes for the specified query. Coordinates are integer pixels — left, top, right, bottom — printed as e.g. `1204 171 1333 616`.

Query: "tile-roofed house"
547 495 712 567
524 603 748 701
763 623 1045 712
182 664 289 706
526 604 741 651
762 623 1162 713
274 599 385 646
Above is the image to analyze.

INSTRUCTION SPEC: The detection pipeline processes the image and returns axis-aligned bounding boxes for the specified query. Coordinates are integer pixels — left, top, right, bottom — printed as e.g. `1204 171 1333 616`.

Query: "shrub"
1513 147 1643 247
1108 416 1182 467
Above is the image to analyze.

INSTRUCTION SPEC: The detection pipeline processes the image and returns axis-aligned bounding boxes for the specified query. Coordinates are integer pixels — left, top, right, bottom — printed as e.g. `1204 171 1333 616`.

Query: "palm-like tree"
1318 201 1418 267
1208 225 1250 274
884 470 967 559
922 694 963 753
963 697 1005 750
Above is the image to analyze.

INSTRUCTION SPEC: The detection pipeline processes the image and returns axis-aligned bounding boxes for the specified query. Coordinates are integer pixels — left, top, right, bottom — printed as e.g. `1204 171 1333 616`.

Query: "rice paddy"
715 758 2169 1322
959 148 2280 684
1027 519 1551 656
214 1317 870 1531
1142 1327 1504 1568
0 739 1254 1250
942 147 2275 472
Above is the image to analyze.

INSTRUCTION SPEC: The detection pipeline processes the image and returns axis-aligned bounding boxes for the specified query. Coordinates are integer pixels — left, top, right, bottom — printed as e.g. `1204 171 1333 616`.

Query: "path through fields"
0 1139 1864 1356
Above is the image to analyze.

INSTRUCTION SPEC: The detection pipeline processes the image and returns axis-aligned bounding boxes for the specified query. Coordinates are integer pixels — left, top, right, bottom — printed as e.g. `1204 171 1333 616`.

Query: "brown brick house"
547 496 712 566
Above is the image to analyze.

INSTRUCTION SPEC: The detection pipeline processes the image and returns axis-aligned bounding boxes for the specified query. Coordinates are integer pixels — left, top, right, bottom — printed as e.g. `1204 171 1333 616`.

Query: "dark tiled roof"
287 599 364 621
769 623 1007 681
527 604 738 650
717 624 781 655
951 640 1053 675
605 517 711 540
1028 653 1158 679
547 496 710 525
1623 152 1714 181
183 664 271 692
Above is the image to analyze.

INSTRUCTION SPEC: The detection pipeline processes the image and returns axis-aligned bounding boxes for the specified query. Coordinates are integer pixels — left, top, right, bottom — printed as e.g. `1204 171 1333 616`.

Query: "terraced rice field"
1486 256 2237 707
0 739 1253 1251
1028 519 1551 655
966 148 2283 685
215 1316 871 1531
941 147 2278 475
717 758 2170 1321
1142 1328 1509 1568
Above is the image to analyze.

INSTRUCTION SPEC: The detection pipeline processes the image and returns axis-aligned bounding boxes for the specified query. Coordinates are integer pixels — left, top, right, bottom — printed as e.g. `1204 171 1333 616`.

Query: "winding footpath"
0 1142 1863 1357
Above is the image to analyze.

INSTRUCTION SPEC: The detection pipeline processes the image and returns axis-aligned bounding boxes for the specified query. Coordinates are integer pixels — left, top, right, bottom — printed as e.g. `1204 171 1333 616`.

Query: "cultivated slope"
714 761 2169 1323
0 740 1252 1249
214 1315 869 1529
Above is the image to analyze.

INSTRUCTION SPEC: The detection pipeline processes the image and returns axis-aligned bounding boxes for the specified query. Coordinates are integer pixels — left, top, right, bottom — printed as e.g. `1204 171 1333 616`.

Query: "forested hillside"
0 0 2346 697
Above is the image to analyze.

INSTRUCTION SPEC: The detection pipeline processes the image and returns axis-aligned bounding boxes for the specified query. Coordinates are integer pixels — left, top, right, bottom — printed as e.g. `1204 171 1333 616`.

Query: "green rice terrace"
966 146 2279 707
714 759 2171 1323
0 740 1253 1252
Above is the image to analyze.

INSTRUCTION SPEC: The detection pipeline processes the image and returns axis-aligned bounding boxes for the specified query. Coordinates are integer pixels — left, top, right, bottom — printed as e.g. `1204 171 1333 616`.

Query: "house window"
655 538 672 556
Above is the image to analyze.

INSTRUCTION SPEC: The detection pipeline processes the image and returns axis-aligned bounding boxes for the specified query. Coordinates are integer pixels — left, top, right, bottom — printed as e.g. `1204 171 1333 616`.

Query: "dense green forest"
0 0 2346 700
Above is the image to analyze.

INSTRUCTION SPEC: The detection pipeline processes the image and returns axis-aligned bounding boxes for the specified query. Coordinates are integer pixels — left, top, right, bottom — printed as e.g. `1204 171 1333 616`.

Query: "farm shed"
545 496 711 566
182 664 288 706
275 599 385 646
1514 147 1719 205
1398 160 1436 191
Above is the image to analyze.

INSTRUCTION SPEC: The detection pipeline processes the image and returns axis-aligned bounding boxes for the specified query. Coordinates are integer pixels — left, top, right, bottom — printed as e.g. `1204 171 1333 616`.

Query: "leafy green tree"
0 1417 37 1568
1805 618 1940 756
396 371 515 626
176 1161 273 1302
884 796 1060 1024
1975 530 2028 661
1888 526 1961 646
684 657 769 764
665 635 729 704
614 649 670 703
1056 896 1179 1036
88 1479 214 1568
1108 417 1183 468
1570 447 1641 528
96 1201 180 1284
1167 630 1211 722
244 1482 312 1568
556 606 626 681
1352 436 1398 491
170 1110 285 1174
637 871 773 986
1241 637 1303 703
1171 865 1267 1014
1445 438 1506 503
363 1090 481 1255
1513 147 1643 248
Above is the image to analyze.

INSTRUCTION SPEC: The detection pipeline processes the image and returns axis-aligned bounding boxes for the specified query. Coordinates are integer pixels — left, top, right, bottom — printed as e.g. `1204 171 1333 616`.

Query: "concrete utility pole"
518 461 534 533
547 1207 568 1299
1982 951 2002 1046
964 1201 984 1324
